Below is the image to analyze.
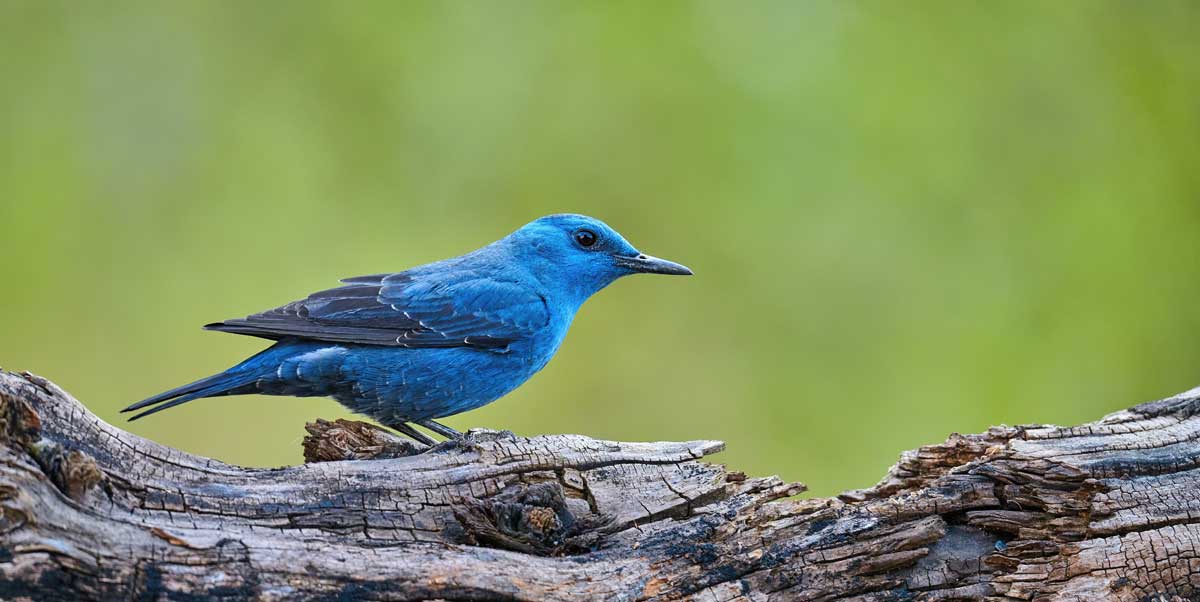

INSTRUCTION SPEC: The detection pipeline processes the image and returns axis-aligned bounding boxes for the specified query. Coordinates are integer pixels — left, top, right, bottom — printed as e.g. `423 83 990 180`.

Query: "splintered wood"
0 369 1197 601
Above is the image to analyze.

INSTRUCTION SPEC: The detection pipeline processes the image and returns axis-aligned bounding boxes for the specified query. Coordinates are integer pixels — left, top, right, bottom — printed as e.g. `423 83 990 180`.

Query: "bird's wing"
205 271 550 349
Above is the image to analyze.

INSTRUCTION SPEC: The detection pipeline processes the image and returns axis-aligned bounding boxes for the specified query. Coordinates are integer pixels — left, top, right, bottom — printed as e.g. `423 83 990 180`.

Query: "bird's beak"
614 253 694 276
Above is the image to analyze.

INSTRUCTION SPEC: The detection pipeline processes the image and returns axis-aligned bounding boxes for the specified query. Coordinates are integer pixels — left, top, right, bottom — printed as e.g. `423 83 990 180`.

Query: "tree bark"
0 369 1197 601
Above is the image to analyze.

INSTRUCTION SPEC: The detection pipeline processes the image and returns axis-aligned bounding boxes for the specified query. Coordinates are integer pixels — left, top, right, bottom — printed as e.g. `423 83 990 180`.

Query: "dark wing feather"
205 272 549 349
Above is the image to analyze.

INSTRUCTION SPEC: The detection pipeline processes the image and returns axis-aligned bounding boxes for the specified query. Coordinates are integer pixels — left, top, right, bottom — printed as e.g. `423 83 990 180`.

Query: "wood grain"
1 369 1196 601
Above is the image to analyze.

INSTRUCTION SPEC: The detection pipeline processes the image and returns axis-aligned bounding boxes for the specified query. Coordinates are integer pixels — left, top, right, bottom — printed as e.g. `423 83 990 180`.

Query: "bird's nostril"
637 254 648 260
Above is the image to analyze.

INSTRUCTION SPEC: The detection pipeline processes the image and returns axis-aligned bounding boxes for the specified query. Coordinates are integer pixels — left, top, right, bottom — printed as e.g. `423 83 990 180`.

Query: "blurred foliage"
2 1 1200 496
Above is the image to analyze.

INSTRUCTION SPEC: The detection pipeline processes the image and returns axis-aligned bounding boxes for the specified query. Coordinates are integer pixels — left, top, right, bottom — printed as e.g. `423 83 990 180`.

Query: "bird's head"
503 214 692 306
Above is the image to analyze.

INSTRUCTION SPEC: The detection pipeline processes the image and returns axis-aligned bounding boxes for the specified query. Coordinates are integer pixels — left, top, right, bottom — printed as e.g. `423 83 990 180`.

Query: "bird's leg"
385 421 436 446
416 419 463 440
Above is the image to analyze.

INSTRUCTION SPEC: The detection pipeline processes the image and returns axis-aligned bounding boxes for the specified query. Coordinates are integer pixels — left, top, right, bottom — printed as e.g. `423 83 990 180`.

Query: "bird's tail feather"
122 370 259 422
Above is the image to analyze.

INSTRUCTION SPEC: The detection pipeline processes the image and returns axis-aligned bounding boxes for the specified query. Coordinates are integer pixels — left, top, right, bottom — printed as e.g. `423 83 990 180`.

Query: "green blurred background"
3 2 1199 496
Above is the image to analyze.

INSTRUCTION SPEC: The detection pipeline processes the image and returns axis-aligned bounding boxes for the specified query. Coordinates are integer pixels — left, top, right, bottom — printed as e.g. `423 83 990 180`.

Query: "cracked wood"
1 369 1198 601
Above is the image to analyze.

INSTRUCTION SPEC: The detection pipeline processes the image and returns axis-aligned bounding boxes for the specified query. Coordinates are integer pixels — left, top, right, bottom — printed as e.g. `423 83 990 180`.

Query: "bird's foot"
426 432 481 454
415 419 473 453
464 428 518 443
387 419 517 454
415 419 481 453
424 428 518 454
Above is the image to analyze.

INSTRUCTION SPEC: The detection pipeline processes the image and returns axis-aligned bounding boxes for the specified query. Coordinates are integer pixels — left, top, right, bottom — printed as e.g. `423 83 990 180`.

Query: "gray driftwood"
1 369 1199 601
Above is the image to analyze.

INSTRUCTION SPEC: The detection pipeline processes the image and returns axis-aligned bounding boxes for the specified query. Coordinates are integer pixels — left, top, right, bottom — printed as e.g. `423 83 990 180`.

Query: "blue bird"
122 214 691 444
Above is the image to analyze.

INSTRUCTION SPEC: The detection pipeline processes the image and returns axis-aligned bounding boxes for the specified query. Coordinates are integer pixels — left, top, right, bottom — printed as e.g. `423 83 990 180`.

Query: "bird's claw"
385 420 519 454
425 428 517 454
464 428 518 443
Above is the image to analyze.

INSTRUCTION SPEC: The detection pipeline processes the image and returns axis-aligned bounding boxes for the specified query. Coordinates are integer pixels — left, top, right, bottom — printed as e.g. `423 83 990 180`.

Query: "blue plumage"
123 214 691 444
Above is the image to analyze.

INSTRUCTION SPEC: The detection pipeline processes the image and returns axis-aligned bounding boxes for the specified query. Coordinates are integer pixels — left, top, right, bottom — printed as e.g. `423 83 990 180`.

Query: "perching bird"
123 214 691 445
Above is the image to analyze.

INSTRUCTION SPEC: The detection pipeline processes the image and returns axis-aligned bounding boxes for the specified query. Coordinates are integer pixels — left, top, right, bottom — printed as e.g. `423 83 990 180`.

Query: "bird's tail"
122 369 260 422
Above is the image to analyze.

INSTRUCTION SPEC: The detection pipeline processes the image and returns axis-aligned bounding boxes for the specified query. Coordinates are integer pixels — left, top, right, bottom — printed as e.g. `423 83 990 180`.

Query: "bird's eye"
574 229 598 248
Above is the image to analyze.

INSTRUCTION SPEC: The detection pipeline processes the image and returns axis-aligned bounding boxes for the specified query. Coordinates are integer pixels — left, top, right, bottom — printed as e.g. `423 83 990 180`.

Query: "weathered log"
0 369 1197 601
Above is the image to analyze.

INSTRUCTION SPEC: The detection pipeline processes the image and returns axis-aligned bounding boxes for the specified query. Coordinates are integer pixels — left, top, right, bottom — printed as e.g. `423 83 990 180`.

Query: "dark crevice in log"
3 369 1200 600
451 480 616 555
